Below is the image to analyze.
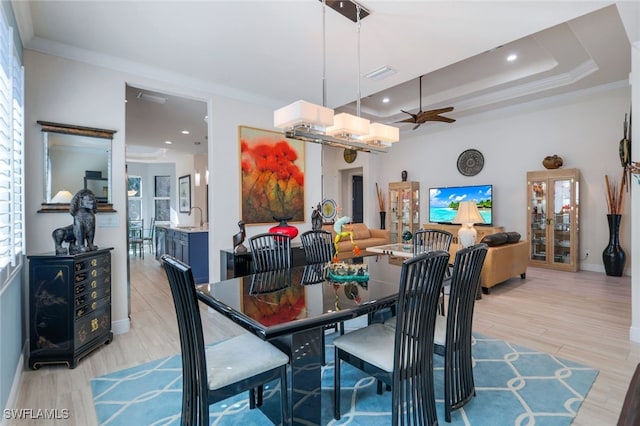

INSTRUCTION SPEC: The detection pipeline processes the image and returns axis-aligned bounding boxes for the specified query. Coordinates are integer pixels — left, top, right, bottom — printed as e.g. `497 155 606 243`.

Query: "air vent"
364 66 397 81
136 91 167 104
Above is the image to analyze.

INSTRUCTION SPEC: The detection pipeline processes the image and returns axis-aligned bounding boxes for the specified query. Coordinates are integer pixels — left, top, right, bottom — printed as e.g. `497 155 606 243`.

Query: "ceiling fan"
396 75 456 130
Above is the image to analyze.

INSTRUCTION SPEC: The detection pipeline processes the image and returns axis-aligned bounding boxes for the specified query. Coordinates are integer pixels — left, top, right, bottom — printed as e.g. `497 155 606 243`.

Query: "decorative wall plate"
343 148 357 163
457 149 484 176
321 199 337 220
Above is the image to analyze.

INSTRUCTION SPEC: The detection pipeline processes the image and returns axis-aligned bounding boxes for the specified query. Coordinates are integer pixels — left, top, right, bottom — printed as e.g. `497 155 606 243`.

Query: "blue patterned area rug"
91 329 598 426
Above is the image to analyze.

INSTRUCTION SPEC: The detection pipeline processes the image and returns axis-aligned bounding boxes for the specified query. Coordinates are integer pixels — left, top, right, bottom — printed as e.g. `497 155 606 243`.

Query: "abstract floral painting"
239 126 305 224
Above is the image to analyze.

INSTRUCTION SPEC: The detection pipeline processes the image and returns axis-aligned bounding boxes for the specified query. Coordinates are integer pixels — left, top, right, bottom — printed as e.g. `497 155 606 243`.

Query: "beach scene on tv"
429 185 492 224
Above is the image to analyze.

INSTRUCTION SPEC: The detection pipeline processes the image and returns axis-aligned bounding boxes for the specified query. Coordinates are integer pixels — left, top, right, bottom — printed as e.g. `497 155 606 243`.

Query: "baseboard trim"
1 341 27 425
112 317 130 335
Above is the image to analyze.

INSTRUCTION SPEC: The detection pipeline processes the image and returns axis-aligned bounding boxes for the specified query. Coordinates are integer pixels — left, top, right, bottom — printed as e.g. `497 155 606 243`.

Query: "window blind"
0 8 24 286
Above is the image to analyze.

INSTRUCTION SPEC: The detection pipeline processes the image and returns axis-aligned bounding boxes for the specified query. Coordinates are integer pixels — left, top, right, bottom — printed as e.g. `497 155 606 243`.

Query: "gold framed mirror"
38 121 117 213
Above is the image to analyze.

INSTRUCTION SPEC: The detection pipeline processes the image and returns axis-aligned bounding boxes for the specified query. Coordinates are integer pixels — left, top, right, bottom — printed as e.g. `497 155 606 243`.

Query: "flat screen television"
429 184 493 225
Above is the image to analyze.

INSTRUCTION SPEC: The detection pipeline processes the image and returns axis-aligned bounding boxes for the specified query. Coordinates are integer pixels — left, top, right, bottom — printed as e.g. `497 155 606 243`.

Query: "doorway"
124 84 208 315
352 175 363 223
339 167 363 222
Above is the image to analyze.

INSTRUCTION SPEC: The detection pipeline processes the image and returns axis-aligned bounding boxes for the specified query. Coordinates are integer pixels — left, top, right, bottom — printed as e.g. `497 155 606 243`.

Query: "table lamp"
452 200 485 248
51 190 73 203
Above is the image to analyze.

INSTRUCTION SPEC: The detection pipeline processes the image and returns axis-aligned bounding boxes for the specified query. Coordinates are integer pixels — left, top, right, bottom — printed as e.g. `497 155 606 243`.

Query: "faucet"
189 206 204 228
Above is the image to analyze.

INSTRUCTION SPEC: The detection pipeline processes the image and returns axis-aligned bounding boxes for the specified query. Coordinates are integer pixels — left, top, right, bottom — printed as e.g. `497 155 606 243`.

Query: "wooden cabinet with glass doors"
527 168 580 271
388 181 420 244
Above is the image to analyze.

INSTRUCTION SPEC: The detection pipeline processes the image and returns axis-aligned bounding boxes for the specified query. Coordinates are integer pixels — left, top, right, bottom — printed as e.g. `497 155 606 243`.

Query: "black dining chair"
161 255 290 426
433 243 488 422
333 250 451 425
413 228 453 255
415 228 453 314
300 229 343 365
300 230 335 264
249 233 292 273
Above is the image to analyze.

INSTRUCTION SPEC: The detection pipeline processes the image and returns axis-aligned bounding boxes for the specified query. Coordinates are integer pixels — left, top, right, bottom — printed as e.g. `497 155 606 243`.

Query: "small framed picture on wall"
178 175 191 213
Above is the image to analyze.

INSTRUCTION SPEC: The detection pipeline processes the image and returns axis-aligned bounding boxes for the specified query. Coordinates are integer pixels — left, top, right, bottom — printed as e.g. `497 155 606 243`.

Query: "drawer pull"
91 302 97 310
91 280 97 288
91 291 97 299
91 318 99 332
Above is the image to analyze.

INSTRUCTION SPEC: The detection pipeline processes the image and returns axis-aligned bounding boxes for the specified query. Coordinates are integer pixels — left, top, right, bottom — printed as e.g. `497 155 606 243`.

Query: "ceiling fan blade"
399 76 456 126
425 106 454 114
415 107 456 123
412 123 421 130
395 117 417 124
428 115 456 123
397 110 418 123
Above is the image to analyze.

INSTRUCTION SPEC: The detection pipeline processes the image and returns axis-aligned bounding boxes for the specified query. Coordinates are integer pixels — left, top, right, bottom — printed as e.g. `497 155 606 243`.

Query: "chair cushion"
383 316 396 329
333 323 395 372
433 315 446 347
205 333 289 390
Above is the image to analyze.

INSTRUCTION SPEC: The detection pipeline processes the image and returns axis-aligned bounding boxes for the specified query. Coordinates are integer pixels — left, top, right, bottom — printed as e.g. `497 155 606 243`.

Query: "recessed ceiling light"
507 54 518 62
164 140 173 145
181 130 190 135
382 97 390 103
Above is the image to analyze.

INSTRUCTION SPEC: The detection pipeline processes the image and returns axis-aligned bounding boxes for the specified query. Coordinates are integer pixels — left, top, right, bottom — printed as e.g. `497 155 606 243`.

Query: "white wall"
325 83 632 274
24 50 323 335
208 98 323 280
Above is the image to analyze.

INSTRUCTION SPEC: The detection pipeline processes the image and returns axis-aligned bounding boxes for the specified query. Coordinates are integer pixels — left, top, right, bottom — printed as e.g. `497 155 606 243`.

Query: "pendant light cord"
356 4 361 117
322 0 327 108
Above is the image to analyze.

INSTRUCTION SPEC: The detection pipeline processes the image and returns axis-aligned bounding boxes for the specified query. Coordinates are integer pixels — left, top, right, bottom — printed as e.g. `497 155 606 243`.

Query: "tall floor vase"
379 211 386 230
602 214 625 277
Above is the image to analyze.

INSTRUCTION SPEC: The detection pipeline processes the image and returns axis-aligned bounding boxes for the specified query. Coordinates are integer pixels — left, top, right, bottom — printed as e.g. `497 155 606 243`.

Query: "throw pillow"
505 232 521 243
350 223 371 240
480 232 508 247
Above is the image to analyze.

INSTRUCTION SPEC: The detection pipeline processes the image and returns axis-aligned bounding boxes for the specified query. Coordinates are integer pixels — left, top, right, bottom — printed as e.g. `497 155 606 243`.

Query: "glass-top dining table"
195 255 403 425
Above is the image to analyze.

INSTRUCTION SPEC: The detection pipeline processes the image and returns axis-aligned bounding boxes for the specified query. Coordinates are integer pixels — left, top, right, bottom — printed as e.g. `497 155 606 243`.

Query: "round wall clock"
457 149 484 176
343 148 357 163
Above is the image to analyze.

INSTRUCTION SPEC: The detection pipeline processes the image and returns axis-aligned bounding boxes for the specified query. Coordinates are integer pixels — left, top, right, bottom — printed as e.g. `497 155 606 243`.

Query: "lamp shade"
452 200 485 248
51 190 73 203
452 201 485 225
325 112 370 137
274 100 334 130
364 122 400 144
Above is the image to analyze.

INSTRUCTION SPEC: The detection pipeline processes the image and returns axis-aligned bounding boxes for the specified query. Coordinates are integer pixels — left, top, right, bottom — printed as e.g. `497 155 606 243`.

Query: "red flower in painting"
244 285 306 326
241 135 304 223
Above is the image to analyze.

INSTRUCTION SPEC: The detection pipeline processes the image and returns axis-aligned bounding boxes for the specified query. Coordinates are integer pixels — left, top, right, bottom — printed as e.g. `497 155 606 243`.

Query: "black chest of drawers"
28 248 113 369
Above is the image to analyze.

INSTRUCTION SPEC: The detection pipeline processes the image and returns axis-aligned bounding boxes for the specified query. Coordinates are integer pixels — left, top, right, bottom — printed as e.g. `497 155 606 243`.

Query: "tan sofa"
448 240 528 292
322 223 390 260
477 240 528 292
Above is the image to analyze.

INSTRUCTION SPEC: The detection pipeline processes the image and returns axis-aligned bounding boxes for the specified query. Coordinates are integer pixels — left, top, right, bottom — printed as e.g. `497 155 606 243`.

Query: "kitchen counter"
155 225 209 283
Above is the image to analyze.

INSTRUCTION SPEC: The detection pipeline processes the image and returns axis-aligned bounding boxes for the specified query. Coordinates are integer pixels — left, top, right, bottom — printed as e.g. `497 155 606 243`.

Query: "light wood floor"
9 253 638 425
